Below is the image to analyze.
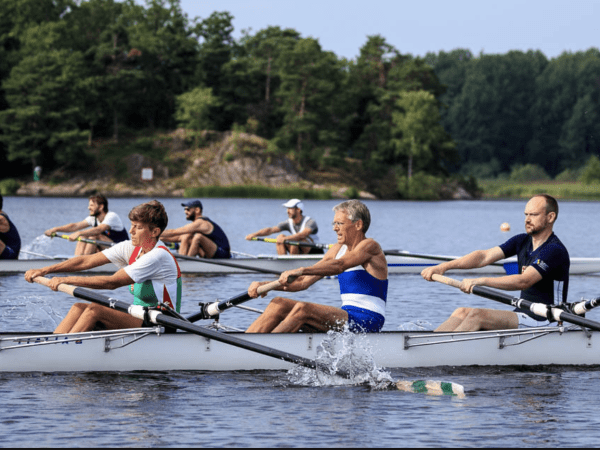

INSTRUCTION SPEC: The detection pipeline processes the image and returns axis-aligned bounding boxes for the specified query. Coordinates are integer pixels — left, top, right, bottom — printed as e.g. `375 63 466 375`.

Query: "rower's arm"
72 223 111 238
0 215 9 233
422 247 505 281
245 226 282 240
46 268 134 291
24 252 110 283
45 220 89 236
462 266 543 293
162 220 212 239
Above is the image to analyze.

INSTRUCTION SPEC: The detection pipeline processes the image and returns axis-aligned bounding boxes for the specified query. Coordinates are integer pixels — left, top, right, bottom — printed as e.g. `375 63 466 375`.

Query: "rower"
160 199 231 259
245 198 322 255
44 194 129 255
25 200 182 333
0 194 21 260
422 194 570 332
246 200 388 333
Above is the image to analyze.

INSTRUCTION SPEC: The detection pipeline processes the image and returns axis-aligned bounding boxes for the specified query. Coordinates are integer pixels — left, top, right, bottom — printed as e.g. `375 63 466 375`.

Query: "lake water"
1 196 600 447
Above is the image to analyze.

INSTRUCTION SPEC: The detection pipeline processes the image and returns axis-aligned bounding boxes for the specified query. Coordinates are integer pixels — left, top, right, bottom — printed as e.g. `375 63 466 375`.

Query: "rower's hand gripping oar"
188 279 285 322
32 276 340 376
432 274 600 331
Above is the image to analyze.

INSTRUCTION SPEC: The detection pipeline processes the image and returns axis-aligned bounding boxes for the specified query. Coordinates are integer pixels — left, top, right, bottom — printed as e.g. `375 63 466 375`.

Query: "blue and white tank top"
336 245 388 317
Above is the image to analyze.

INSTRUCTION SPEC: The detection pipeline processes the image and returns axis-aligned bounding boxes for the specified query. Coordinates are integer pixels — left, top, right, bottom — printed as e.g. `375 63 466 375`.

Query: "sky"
177 0 599 60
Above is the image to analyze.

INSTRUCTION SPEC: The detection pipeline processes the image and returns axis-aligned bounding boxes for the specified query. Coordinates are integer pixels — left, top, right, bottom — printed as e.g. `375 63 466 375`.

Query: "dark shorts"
212 247 231 259
104 228 129 243
308 247 324 255
0 245 19 260
342 305 385 333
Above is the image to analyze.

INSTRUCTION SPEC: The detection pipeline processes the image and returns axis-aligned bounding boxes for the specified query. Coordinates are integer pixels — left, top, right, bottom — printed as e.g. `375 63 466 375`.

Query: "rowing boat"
0 325 597 372
3 254 600 275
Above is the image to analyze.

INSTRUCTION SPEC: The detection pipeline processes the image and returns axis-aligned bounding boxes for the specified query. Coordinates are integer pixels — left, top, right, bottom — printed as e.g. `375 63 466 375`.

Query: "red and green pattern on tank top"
128 246 182 312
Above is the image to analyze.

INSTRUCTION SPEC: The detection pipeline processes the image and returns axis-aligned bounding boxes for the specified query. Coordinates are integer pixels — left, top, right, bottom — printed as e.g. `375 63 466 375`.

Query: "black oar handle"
33 277 340 376
252 237 330 250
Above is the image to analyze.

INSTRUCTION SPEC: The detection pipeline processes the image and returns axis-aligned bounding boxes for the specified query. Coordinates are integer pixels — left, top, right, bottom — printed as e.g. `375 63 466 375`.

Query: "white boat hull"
1 326 598 372
3 255 600 275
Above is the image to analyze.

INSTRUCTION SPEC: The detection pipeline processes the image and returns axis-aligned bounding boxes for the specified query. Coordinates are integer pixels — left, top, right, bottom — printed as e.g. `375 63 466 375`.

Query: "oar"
251 237 332 250
432 274 600 331
170 252 282 276
187 279 285 322
572 297 600 315
52 233 114 248
32 276 337 376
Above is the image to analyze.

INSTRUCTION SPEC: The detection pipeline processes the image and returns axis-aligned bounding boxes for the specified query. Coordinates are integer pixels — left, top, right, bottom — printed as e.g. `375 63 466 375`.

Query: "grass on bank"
480 180 600 200
184 185 332 199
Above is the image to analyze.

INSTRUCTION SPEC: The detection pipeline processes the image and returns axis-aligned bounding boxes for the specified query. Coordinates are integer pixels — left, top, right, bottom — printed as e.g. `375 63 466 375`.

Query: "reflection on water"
2 198 600 446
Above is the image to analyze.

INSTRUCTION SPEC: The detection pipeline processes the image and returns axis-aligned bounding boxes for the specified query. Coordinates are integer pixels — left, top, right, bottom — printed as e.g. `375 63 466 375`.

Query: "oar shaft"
252 237 331 250
173 253 281 275
572 297 600 315
187 280 283 323
432 274 600 332
384 250 504 268
33 277 327 374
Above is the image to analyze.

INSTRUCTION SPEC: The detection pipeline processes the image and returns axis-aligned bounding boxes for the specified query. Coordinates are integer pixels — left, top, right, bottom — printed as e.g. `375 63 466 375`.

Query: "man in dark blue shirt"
0 194 21 260
422 194 569 331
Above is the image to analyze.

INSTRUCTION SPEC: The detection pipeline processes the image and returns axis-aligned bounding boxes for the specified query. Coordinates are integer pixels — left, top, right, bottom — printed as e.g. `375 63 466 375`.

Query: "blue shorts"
0 245 19 260
212 246 231 259
342 306 385 333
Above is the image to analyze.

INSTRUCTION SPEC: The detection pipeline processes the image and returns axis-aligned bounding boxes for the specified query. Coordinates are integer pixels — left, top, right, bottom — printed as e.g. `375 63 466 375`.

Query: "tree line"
1 0 599 197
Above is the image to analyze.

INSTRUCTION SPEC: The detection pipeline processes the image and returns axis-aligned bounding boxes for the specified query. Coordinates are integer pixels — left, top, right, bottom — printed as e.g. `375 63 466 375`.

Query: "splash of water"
398 320 433 331
20 234 54 259
287 327 394 390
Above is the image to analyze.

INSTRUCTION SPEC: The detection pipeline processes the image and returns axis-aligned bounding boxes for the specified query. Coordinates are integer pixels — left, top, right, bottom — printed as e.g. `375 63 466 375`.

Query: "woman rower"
24 200 182 334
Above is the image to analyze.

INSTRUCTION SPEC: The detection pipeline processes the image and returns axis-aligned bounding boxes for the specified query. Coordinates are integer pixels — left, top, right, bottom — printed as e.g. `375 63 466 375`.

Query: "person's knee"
289 302 310 320
452 307 472 319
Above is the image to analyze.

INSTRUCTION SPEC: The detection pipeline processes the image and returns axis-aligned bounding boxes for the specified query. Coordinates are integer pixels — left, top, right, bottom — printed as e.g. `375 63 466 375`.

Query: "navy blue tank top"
203 217 230 254
0 212 21 253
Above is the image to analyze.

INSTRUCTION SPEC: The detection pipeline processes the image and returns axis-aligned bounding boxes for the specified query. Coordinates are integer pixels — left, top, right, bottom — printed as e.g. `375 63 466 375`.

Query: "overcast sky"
178 0 599 60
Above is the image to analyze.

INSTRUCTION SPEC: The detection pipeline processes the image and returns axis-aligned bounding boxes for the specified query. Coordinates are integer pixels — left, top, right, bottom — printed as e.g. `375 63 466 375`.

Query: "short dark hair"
89 194 109 213
534 194 559 219
0 193 3 210
128 200 169 233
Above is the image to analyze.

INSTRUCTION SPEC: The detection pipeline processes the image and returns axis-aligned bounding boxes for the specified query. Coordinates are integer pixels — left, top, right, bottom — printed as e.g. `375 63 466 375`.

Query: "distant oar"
384 250 517 274
171 252 282 276
432 274 600 331
251 237 332 250
32 276 336 376
52 233 114 248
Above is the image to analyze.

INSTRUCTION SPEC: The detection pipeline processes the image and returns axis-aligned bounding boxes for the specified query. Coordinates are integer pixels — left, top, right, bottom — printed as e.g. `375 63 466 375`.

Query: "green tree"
175 86 219 130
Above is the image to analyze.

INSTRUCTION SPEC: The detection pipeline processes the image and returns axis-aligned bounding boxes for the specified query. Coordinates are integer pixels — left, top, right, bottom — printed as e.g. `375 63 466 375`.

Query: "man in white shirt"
245 199 322 255
44 194 129 255
26 201 182 333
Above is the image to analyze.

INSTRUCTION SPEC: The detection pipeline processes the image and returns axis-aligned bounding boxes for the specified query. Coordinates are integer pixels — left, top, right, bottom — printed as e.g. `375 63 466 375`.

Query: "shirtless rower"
246 200 388 333
160 200 231 259
245 198 322 255
44 194 129 255
422 194 569 332
0 194 21 260
25 200 182 334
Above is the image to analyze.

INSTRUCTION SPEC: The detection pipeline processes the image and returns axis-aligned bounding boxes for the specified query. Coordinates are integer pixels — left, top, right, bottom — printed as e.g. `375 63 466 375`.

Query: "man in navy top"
0 194 21 260
422 194 569 331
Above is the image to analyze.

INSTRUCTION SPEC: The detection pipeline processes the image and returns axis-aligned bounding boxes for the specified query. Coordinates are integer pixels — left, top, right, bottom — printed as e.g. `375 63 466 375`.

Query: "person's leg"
54 303 88 334
435 307 472 332
179 234 193 255
275 234 288 255
66 303 143 333
246 297 298 333
189 233 217 258
453 308 518 332
271 302 349 333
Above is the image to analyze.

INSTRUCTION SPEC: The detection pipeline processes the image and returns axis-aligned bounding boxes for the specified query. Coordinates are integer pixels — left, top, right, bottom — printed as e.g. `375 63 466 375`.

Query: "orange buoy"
500 222 511 232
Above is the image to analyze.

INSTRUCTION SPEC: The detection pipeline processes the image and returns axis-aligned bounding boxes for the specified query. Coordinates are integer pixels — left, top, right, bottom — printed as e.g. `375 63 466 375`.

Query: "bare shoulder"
358 238 384 255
